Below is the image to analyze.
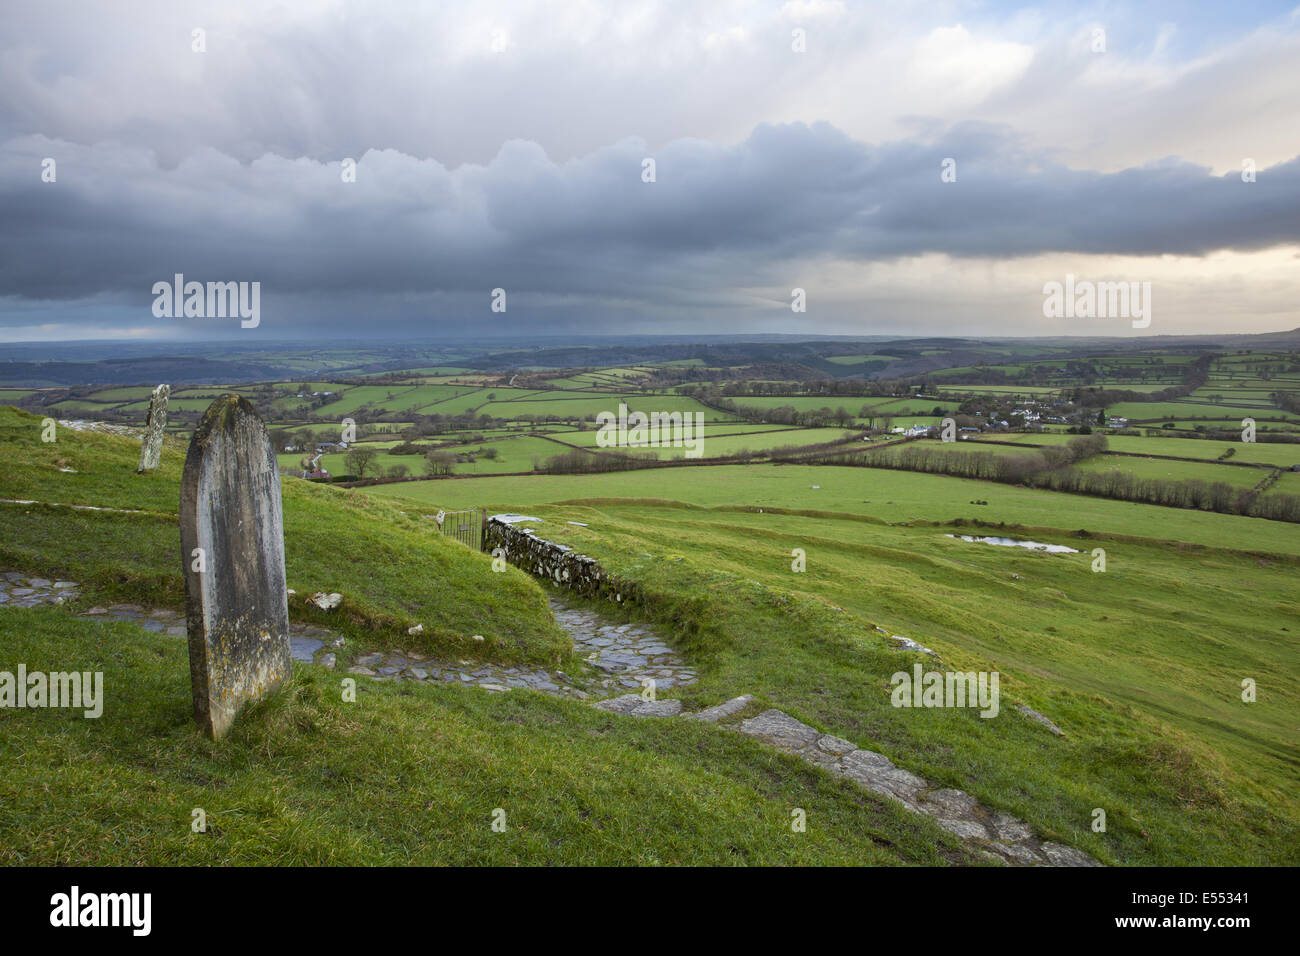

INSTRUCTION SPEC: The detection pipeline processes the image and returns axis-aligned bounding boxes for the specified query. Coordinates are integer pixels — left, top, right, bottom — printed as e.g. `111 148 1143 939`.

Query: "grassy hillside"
0 405 566 666
0 608 976 865
447 500 1299 865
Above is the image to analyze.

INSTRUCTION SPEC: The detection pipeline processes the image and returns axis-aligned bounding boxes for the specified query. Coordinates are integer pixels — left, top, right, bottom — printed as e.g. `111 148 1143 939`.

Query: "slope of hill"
0 405 566 665
0 403 987 866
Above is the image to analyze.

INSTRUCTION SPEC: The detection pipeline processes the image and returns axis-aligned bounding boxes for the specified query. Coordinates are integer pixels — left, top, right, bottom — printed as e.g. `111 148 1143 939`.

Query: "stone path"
0 572 344 664
3 569 1092 866
344 598 697 700
594 692 1100 867
0 573 695 701
0 571 81 606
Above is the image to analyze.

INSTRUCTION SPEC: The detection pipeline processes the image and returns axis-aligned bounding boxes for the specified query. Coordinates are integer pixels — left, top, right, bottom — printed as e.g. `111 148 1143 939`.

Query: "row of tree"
807 434 1300 523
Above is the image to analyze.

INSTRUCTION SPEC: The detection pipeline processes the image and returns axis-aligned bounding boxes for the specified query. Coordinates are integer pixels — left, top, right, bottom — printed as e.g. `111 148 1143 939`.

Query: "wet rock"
1041 842 1102 867
738 710 820 752
816 734 857 756
1016 704 1065 736
310 592 342 611
920 788 979 818
989 842 1040 864
840 750 926 804
991 812 1034 843
936 817 991 841
690 695 755 723
592 693 681 717
891 635 936 656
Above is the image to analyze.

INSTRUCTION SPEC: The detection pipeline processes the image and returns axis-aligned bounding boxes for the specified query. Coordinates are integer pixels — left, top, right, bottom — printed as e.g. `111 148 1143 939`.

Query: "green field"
1107 401 1300 422
863 398 960 416
1074 454 1267 489
935 386 1061 396
362 463 1300 556
728 395 876 414
983 433 1300 468
561 425 852 457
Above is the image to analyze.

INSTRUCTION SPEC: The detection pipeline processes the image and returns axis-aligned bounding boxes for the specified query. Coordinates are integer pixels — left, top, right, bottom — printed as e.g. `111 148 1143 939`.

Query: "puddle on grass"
946 534 1079 554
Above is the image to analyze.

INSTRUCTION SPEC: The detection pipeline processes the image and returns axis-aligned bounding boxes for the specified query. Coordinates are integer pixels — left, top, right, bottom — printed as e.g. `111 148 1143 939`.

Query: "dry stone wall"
484 516 642 606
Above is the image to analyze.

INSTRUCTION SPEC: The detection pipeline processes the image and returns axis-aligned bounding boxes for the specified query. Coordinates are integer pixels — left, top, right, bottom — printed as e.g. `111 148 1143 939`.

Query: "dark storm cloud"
1 121 1297 328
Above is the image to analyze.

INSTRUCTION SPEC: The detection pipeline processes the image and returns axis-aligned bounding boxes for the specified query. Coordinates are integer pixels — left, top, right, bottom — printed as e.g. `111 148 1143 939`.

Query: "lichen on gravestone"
179 394 291 739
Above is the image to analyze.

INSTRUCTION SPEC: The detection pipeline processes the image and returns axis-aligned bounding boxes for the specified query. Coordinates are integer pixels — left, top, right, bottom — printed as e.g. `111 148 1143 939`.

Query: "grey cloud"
1 122 1297 323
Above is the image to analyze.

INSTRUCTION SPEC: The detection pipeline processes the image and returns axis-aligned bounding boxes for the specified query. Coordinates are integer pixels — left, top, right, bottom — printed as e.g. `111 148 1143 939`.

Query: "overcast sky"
2 0 1299 343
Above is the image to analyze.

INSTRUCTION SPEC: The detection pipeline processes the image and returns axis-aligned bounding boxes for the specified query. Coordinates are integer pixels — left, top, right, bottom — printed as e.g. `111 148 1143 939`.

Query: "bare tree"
424 450 456 476
346 447 378 478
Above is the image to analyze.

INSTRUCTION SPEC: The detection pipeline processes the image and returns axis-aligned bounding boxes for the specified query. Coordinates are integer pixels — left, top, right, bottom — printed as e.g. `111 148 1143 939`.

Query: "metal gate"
433 507 484 550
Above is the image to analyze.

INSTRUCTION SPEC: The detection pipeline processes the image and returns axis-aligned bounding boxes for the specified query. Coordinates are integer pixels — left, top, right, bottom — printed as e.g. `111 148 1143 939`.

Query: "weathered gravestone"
136 384 170 473
179 394 291 738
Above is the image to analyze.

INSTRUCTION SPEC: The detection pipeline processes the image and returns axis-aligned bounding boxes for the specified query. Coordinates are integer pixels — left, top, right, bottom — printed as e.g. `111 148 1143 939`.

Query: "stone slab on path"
689 694 755 723
727 705 1098 867
593 693 683 717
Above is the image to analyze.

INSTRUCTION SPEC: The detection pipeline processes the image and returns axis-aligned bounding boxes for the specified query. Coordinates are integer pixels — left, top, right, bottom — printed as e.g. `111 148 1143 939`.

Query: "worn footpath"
1 570 1095 866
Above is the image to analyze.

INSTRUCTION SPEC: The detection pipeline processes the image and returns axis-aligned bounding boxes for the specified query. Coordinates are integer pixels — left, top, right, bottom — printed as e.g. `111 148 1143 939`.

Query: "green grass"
279 433 600 477
481 394 726 422
7 353 1300 869
1107 401 1300 422
986 433 1300 467
863 399 960 415
118 398 229 414
726 395 874 414
446 499 1299 865
0 406 566 666
826 354 888 365
361 463 1300 556
72 386 156 402
562 426 851 457
0 608 976 865
1075 455 1268 489
934 386 1061 396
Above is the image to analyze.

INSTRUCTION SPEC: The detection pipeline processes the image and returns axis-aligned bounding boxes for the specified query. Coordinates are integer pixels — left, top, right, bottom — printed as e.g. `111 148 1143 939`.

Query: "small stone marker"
179 394 291 738
136 384 170 473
